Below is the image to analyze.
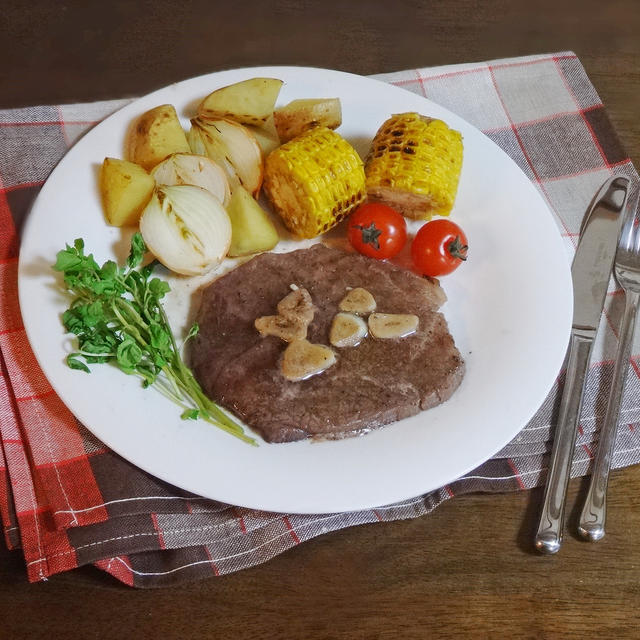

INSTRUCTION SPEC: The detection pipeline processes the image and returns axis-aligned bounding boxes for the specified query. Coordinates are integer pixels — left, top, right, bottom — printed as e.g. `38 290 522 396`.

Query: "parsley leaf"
185 322 200 342
54 233 255 445
127 232 147 269
67 354 90 373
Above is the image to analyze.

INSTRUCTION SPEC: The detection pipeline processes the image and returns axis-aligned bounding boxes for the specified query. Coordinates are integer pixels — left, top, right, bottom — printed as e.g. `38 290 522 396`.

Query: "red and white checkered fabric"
1 52 639 587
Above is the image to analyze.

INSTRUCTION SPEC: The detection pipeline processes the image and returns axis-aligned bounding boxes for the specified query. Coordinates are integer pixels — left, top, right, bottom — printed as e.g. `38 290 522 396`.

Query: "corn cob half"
263 126 366 238
365 113 463 220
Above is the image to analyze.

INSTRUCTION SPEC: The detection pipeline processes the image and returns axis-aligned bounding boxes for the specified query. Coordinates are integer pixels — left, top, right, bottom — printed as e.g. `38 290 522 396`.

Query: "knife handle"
578 290 639 541
534 329 594 554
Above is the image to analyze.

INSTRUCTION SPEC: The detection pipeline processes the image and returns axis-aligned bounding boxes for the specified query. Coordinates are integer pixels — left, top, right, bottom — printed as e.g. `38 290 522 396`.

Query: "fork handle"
534 329 594 554
578 289 640 541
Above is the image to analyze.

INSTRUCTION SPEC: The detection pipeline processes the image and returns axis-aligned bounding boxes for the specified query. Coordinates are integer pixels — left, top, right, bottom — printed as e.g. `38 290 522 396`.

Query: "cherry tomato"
411 219 468 276
347 203 407 259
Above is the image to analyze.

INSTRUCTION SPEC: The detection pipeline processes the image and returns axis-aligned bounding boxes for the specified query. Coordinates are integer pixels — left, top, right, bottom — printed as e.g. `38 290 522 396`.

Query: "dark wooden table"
2 1 639 637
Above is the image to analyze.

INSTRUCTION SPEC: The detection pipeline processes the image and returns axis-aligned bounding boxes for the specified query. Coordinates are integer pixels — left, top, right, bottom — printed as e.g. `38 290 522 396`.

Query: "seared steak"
190 244 465 443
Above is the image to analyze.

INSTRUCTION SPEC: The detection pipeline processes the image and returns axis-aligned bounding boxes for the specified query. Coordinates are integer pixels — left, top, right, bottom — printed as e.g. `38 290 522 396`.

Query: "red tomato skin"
411 219 468 277
347 203 407 260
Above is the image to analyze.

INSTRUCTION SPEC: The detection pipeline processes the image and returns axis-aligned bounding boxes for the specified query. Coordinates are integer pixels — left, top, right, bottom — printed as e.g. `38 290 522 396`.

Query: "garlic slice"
255 288 315 342
330 312 368 348
368 313 419 339
139 185 231 276
281 339 336 381
255 315 307 342
277 288 315 325
339 287 376 315
151 153 231 207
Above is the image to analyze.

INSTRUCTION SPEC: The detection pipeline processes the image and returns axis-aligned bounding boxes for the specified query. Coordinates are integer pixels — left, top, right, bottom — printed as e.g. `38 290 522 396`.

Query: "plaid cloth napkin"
1 51 639 587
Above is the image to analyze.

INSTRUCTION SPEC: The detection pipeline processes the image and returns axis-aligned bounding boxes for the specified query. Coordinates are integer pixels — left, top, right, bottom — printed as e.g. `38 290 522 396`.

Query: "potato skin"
127 104 190 171
273 98 342 142
197 77 283 127
100 157 155 227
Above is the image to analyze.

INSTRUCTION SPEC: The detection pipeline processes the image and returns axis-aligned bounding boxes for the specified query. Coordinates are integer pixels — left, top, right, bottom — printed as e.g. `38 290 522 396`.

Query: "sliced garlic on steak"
281 339 336 381
368 313 419 339
330 312 368 348
255 287 315 342
254 314 308 342
339 287 376 315
277 287 315 325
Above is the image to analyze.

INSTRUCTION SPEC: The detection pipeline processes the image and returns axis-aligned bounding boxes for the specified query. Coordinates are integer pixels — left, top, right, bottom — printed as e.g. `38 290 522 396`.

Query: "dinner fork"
578 193 640 541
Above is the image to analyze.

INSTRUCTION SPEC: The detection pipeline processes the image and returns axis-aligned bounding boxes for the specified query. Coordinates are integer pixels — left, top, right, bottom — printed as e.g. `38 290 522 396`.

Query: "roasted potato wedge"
226 186 279 257
100 157 155 227
127 104 190 171
274 98 342 142
198 77 284 128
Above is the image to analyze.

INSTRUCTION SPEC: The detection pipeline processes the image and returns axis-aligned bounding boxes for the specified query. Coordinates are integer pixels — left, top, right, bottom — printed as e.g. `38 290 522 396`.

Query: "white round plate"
18 66 572 513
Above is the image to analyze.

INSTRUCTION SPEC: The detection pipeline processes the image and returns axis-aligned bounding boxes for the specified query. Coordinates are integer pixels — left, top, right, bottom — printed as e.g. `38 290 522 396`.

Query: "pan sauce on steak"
190 244 465 443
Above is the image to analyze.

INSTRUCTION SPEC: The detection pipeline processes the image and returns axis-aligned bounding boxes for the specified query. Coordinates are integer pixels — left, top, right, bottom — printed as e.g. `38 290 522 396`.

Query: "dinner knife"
534 175 630 555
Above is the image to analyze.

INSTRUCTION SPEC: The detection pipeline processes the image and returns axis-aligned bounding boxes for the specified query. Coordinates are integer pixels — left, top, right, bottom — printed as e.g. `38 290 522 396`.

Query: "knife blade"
534 175 630 554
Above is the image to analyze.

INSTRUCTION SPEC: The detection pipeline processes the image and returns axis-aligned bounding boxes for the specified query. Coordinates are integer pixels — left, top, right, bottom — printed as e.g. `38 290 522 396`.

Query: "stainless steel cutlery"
535 175 632 554
578 189 640 542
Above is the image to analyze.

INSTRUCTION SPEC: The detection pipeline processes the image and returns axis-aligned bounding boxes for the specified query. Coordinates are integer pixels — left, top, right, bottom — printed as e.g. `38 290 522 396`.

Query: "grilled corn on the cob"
365 113 463 220
263 126 366 238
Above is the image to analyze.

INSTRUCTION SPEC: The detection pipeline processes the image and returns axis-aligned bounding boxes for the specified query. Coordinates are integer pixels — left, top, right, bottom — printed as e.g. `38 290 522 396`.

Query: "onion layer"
139 185 232 276
151 153 231 207
188 118 263 196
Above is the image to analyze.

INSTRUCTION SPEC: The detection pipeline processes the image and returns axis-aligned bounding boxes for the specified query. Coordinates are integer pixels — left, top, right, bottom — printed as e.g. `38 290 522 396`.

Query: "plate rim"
17 65 573 513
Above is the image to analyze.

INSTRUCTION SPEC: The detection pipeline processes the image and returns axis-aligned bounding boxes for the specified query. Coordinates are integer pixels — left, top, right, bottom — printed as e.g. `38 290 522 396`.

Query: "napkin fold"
1 51 639 587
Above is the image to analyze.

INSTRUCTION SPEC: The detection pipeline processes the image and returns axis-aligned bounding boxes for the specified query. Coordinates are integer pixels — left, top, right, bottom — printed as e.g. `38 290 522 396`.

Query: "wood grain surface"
2 0 640 638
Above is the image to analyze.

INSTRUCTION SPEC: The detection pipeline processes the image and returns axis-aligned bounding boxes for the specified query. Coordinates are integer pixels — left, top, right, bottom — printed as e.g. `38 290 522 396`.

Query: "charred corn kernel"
365 113 463 220
263 127 366 238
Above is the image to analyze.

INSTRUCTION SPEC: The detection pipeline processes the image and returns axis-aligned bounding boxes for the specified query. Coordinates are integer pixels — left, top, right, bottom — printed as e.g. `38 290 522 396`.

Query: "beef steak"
190 244 465 443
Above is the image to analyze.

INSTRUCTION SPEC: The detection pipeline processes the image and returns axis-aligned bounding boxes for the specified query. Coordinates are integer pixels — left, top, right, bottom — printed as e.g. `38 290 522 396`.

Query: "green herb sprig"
54 233 256 445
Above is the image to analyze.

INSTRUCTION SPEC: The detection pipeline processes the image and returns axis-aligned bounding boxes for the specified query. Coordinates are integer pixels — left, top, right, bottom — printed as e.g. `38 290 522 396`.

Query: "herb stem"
54 234 256 446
